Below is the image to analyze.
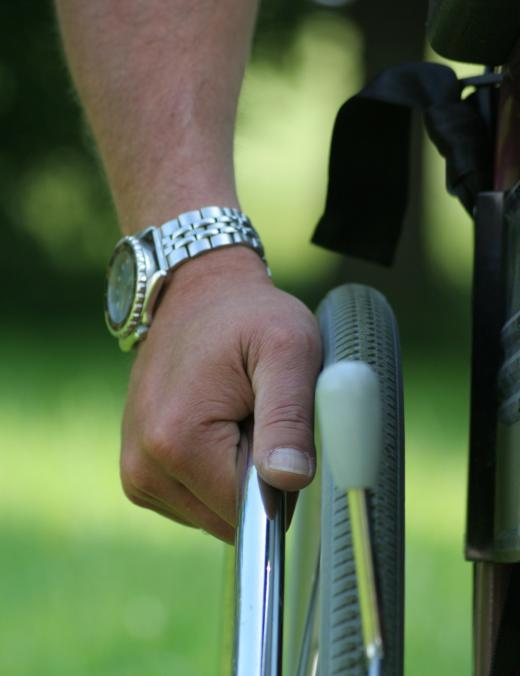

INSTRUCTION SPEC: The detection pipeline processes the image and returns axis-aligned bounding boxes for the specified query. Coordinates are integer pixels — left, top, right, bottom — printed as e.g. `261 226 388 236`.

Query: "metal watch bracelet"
105 206 269 351
154 206 269 274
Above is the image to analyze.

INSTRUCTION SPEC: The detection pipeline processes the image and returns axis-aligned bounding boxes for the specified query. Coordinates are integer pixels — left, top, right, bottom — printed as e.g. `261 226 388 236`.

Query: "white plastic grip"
316 360 383 491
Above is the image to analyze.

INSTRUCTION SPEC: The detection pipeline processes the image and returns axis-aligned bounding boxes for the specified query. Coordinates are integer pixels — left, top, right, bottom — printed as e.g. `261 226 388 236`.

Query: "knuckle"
140 407 194 476
124 489 149 509
296 313 322 355
141 422 173 463
120 454 154 507
265 324 298 354
264 319 321 364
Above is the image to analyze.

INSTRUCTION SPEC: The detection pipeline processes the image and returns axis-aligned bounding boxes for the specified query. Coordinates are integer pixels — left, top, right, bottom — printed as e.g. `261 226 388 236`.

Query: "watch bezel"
104 236 148 339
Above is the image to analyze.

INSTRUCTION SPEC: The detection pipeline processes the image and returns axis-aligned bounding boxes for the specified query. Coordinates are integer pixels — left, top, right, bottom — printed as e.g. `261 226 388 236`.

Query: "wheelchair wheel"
317 284 404 676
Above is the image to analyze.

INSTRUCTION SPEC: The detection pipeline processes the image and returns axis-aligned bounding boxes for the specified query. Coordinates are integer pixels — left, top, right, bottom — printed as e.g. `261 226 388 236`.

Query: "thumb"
252 335 320 491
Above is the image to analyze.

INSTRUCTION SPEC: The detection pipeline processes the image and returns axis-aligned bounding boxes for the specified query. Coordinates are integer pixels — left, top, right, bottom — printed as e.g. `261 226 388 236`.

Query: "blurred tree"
0 2 114 317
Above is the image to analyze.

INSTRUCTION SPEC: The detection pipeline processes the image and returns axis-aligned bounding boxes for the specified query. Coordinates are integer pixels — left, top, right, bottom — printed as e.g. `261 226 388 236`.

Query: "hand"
120 246 322 542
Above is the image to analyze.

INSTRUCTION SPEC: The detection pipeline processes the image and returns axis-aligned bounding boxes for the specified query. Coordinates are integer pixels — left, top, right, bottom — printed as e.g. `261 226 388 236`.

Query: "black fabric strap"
312 62 493 266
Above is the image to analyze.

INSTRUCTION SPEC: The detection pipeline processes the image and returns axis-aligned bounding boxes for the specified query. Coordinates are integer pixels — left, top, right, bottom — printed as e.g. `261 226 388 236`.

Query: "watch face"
106 241 137 330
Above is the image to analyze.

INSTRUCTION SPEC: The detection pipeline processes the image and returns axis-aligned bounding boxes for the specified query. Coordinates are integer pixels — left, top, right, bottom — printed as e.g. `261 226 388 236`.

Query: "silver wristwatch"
104 206 267 351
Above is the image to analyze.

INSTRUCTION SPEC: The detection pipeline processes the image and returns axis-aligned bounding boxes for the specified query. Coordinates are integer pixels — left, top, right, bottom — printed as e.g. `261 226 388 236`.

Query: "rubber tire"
317 284 404 676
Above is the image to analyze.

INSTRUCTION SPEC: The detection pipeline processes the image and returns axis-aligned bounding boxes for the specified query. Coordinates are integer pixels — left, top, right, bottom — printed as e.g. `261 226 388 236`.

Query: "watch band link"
158 206 267 271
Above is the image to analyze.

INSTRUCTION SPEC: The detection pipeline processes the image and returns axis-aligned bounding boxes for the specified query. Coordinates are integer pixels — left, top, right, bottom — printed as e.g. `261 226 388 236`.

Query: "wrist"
105 205 269 350
156 244 272 328
117 176 239 236
170 243 269 290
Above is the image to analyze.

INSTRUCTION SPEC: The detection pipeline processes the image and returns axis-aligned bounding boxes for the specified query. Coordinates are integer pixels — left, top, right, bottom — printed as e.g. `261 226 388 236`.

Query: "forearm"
55 0 259 234
55 2 322 544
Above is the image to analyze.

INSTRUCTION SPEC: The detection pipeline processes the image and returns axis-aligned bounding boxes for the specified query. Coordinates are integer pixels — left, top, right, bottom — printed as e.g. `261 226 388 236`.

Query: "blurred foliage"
0 2 115 316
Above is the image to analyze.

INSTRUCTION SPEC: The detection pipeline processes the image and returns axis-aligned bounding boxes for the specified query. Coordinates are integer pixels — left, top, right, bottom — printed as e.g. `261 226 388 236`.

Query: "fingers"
133 392 242 524
118 278 322 542
120 447 235 543
251 320 322 491
121 359 246 539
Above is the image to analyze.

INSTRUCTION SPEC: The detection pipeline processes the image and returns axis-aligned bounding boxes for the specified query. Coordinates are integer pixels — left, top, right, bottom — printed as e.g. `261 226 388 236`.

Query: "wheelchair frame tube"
233 429 285 676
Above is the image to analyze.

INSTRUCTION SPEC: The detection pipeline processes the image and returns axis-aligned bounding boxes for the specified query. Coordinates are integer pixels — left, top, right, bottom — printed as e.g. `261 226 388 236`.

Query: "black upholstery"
427 0 520 65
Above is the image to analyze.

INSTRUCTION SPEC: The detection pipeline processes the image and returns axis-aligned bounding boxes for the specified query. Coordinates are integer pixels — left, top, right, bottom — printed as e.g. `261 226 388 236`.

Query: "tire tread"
318 284 404 676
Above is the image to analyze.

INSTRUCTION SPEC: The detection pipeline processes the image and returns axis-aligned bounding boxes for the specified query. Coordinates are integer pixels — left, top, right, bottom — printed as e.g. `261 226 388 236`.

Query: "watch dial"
106 244 137 329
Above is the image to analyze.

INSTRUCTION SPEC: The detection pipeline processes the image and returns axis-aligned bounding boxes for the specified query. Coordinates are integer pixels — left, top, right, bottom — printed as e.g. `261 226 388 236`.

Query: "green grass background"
0 329 472 675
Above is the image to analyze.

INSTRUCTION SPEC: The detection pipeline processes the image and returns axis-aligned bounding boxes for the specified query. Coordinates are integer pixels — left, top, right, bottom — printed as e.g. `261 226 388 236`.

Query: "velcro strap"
312 62 492 266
